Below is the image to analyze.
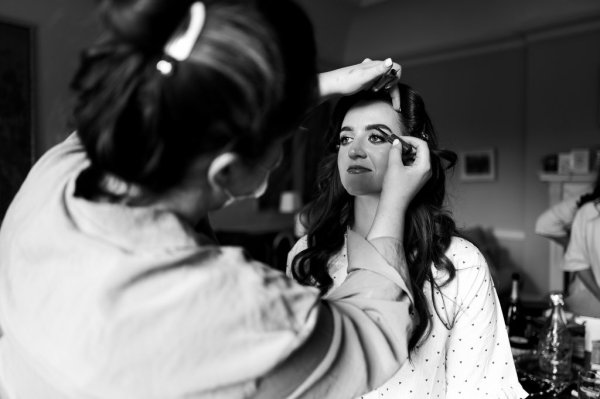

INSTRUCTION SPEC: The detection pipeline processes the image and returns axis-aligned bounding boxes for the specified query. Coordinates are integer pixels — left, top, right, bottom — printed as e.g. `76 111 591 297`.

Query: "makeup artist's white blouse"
0 134 415 399
288 236 528 399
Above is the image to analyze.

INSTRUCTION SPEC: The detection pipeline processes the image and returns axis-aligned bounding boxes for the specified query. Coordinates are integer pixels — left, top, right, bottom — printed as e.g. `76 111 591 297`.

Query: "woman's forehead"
342 99 402 130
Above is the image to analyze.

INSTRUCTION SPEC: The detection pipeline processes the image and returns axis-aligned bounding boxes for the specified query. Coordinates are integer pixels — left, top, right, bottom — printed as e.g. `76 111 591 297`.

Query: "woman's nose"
348 142 367 159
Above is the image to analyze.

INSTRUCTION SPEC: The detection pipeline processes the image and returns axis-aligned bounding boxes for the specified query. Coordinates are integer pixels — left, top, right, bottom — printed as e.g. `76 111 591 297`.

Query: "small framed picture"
459 149 496 182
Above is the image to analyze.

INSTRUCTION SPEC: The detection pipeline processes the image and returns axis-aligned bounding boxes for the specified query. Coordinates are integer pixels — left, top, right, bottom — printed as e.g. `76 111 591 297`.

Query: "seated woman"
288 84 527 398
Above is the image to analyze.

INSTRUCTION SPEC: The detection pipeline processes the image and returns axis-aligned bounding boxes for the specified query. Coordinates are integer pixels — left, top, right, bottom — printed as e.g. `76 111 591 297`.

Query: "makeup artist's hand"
318 58 402 110
382 136 431 208
368 136 431 241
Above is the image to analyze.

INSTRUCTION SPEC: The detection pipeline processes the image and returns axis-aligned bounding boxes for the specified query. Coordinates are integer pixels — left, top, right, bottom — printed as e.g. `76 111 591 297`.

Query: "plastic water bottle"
538 292 573 382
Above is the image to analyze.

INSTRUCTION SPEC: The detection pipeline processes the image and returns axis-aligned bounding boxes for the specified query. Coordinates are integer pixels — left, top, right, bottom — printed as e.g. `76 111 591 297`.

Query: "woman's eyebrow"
366 124 393 134
339 126 354 133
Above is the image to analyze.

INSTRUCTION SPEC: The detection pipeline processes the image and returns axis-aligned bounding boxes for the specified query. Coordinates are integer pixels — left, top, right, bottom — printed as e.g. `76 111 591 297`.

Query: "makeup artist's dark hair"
71 0 317 195
291 85 459 352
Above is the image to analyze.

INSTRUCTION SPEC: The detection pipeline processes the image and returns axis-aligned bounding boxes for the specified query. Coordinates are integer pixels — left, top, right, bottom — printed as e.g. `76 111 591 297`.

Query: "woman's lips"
347 166 372 174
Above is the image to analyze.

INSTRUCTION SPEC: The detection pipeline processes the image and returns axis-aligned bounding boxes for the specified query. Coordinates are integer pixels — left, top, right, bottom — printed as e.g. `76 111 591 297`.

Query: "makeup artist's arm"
318 58 402 110
364 136 430 286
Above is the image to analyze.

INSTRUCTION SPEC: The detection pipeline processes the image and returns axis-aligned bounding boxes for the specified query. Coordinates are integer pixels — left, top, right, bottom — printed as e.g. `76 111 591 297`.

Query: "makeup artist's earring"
421 132 429 141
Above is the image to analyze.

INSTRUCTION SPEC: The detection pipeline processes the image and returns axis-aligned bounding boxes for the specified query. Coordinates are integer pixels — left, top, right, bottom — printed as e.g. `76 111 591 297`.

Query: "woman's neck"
88 170 213 226
352 195 380 237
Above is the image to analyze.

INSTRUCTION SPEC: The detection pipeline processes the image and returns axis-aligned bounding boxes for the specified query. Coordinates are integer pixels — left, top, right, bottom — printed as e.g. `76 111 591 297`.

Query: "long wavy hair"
291 84 459 351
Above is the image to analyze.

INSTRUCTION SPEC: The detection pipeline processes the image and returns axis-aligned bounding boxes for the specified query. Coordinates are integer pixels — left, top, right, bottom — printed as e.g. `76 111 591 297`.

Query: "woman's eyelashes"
339 134 352 146
368 132 386 144
338 131 388 146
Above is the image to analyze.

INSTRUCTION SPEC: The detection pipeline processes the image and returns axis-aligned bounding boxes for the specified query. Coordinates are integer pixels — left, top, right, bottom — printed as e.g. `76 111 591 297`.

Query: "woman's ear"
207 152 239 191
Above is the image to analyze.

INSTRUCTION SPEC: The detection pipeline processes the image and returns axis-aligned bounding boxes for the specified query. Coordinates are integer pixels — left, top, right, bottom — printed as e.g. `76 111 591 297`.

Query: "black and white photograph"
0 0 599 398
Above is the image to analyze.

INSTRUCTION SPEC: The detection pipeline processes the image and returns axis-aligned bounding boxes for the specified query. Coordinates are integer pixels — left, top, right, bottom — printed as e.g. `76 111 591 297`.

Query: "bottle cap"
549 291 565 306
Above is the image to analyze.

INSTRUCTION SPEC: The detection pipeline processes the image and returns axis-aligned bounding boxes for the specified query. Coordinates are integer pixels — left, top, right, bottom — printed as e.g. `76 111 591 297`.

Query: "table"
516 353 583 398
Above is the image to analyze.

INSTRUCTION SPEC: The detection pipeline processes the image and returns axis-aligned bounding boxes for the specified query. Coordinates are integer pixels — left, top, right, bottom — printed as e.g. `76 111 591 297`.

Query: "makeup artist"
0 0 429 398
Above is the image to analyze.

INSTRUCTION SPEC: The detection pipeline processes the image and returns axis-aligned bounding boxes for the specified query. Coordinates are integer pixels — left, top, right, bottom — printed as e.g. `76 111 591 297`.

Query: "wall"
344 22 600 299
342 0 600 63
403 46 529 293
295 0 600 297
295 0 356 69
523 27 600 297
0 0 99 156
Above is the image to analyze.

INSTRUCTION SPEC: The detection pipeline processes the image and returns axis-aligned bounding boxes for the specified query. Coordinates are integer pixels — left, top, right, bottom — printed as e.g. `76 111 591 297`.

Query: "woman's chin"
343 186 382 197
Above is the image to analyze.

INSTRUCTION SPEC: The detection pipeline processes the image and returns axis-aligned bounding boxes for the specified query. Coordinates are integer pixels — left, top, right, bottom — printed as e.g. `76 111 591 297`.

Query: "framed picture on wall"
0 18 35 221
459 149 496 182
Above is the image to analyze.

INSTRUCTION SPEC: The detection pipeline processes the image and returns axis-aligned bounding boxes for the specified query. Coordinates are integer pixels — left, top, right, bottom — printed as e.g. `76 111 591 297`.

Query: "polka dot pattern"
289 236 528 399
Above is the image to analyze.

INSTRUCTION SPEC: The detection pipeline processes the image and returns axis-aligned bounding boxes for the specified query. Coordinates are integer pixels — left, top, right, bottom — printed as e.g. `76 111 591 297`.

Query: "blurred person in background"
563 171 600 317
535 167 600 317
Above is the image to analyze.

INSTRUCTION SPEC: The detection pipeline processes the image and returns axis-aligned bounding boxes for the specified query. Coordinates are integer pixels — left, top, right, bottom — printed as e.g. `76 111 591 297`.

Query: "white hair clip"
157 2 206 75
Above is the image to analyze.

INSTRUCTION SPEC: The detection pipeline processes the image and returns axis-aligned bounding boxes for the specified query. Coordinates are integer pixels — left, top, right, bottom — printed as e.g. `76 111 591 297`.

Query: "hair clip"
157 2 206 75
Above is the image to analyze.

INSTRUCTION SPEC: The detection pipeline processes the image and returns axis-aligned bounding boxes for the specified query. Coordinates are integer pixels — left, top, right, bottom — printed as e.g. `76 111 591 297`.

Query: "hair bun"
99 0 191 53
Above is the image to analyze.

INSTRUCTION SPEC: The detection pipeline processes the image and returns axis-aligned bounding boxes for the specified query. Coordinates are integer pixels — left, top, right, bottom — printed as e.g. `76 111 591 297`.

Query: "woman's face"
337 99 404 196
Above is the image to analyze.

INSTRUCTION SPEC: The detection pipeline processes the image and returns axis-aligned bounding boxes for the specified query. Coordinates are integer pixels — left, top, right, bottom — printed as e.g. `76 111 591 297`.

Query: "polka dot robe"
288 236 528 399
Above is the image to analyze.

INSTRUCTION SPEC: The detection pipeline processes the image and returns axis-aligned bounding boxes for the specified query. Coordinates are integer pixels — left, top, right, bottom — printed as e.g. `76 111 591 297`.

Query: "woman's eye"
369 134 386 144
339 136 352 145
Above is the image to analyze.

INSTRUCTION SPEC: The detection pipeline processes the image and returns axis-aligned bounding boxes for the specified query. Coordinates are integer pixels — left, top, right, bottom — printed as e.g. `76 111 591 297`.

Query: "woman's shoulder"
444 236 486 271
429 236 489 298
431 237 495 322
